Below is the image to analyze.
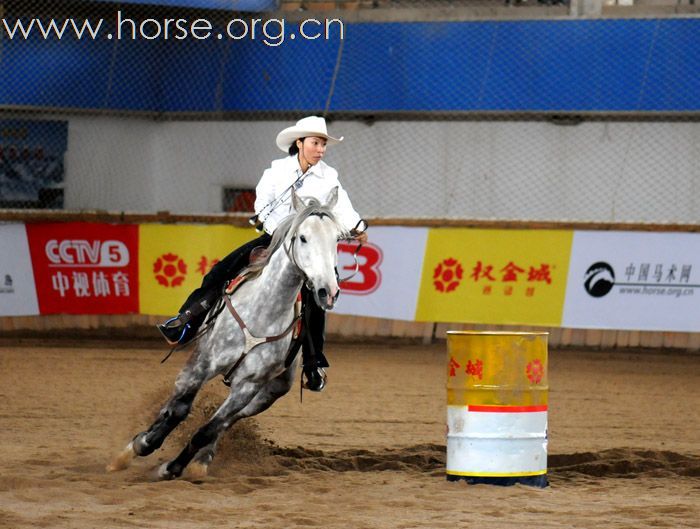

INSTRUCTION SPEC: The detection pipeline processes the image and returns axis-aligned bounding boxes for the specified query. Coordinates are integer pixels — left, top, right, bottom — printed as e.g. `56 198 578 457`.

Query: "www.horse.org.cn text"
1 11 346 47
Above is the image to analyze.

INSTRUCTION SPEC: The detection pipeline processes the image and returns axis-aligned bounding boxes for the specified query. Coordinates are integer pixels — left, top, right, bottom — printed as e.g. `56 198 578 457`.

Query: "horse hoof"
106 442 136 472
188 461 209 479
157 462 180 481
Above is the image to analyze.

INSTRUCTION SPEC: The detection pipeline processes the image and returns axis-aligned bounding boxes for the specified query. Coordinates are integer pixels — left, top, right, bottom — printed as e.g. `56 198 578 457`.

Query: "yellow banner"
415 229 572 326
138 224 258 315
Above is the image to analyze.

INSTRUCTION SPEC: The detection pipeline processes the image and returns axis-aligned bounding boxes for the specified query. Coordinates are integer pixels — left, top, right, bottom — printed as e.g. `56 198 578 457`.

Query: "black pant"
300 285 329 368
179 232 327 368
179 233 272 315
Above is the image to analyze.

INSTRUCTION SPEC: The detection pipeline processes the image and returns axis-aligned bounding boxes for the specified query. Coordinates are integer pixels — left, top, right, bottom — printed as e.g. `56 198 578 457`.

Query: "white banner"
562 231 700 332
334 226 428 321
0 223 39 316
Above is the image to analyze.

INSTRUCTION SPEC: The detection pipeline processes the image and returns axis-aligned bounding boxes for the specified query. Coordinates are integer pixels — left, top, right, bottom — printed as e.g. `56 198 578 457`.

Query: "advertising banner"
335 227 428 321
10 222 700 334
26 223 139 314
0 224 39 316
415 229 573 326
562 231 700 332
139 224 257 315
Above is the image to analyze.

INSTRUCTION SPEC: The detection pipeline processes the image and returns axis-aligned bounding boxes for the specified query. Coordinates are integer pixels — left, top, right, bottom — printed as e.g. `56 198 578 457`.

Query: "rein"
337 219 369 283
337 241 362 283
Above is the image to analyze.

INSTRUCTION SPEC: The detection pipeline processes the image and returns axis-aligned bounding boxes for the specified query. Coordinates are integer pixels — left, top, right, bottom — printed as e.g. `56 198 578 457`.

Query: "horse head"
289 187 344 310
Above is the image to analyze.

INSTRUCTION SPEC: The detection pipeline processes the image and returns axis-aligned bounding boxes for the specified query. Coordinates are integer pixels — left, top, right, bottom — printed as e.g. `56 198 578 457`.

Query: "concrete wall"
63 116 700 223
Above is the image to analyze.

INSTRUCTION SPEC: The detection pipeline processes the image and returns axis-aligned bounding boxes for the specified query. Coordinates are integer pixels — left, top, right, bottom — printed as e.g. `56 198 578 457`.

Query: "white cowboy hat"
275 116 343 152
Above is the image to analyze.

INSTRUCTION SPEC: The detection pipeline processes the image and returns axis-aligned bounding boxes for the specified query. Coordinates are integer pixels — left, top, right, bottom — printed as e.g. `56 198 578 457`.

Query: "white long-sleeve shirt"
254 155 362 235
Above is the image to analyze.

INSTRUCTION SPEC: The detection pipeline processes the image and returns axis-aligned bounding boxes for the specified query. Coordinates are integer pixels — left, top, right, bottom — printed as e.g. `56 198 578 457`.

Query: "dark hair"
288 137 304 156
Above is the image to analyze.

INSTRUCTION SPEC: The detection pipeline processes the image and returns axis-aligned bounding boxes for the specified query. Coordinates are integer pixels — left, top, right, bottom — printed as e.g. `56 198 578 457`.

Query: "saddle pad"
224 274 247 296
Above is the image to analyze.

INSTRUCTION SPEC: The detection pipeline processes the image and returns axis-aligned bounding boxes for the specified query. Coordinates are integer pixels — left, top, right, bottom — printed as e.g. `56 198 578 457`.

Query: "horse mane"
241 197 347 278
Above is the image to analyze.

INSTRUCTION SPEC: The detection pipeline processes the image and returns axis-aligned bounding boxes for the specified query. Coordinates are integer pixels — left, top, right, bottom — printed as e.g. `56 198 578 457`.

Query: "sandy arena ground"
0 338 699 528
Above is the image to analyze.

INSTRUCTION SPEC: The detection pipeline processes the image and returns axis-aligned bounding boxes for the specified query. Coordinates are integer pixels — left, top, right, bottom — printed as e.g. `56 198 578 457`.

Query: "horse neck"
254 241 304 305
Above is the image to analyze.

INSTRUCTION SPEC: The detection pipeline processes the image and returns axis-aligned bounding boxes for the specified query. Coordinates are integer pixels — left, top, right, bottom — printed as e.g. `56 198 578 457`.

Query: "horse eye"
299 235 307 243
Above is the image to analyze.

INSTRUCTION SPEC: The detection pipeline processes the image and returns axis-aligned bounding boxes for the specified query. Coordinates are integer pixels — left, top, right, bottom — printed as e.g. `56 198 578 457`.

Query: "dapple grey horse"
108 189 346 480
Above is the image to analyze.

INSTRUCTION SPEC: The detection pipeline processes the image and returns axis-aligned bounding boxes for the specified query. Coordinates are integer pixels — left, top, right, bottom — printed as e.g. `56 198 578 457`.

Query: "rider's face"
299 136 327 165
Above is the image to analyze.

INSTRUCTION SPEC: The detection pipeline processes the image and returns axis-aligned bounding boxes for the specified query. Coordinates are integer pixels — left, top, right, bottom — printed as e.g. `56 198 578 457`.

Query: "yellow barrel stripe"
446 469 548 478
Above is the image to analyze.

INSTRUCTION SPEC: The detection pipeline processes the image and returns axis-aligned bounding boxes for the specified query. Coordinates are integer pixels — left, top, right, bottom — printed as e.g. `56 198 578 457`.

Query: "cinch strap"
222 294 301 385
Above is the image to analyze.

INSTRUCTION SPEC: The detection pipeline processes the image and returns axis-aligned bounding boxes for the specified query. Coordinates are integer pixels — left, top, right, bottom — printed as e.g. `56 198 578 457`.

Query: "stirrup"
301 367 327 392
157 317 191 346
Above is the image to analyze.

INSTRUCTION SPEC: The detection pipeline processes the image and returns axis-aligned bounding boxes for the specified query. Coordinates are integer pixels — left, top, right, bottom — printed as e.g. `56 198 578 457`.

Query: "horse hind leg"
107 367 206 472
188 440 219 479
188 364 296 478
163 365 296 480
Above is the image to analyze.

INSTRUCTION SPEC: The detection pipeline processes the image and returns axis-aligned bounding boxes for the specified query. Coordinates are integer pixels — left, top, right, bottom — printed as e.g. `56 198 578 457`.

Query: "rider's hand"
354 231 368 244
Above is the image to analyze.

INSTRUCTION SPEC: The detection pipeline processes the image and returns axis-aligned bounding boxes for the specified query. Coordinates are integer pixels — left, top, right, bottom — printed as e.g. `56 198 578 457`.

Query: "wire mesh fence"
1 0 698 222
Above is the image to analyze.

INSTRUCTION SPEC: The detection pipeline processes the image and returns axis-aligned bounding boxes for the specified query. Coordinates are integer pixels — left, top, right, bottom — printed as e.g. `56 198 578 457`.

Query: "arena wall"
36 115 700 223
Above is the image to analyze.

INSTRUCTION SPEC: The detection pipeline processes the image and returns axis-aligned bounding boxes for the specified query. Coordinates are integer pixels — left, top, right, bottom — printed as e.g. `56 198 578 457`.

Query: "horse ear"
292 189 305 212
326 186 339 209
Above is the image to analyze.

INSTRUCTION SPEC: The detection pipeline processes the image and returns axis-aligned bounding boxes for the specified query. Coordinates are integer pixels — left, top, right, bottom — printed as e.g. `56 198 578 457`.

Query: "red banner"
26 223 139 314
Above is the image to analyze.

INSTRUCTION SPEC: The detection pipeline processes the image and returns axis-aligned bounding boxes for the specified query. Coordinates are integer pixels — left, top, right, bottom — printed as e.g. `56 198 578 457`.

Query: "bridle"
283 211 326 288
283 214 367 295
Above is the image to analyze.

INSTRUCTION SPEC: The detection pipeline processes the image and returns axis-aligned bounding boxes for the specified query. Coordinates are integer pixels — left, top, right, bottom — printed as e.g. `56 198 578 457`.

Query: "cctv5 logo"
45 239 130 267
337 242 382 295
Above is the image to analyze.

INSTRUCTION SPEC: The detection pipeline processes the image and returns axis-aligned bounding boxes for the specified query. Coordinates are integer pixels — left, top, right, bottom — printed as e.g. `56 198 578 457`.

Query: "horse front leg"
107 360 209 472
189 362 297 478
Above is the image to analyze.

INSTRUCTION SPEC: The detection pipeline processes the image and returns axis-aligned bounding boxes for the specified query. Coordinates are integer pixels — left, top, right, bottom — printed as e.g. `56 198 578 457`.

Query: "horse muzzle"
316 286 340 310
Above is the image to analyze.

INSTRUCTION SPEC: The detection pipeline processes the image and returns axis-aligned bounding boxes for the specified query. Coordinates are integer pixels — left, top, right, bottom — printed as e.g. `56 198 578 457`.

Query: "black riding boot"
157 291 218 345
157 233 272 346
301 287 330 391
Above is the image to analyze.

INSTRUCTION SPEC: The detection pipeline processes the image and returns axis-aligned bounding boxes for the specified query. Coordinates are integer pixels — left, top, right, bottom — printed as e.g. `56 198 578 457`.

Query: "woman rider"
157 116 368 391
